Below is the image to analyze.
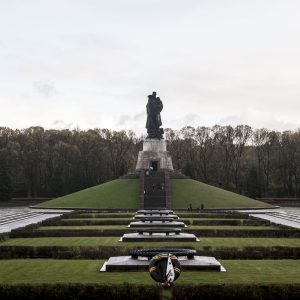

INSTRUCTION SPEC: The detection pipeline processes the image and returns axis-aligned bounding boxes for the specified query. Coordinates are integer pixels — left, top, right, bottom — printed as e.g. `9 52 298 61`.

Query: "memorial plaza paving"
1 207 300 234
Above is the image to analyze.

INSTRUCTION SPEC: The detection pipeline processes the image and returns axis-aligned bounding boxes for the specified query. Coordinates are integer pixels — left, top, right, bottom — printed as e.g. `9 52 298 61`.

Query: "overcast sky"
1 0 300 135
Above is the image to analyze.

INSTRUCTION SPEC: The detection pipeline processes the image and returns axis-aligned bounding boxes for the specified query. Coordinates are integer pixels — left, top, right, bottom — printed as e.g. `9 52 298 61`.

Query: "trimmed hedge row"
177 213 250 219
0 245 129 259
1 245 300 259
185 229 300 238
41 218 271 227
64 213 134 219
1 283 299 300
0 283 299 300
190 219 270 226
10 229 129 238
43 219 131 226
0 284 158 300
10 227 300 238
0 233 9 242
173 284 300 300
241 219 272 226
197 246 300 259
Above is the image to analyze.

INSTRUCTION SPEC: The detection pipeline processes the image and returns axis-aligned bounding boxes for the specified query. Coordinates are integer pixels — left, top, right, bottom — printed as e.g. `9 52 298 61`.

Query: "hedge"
197 246 300 259
177 213 250 219
64 213 134 219
190 219 269 226
0 233 9 242
10 228 300 238
185 229 300 238
0 245 129 259
10 229 129 238
1 245 300 260
173 284 300 300
0 284 158 300
0 283 299 300
43 219 130 226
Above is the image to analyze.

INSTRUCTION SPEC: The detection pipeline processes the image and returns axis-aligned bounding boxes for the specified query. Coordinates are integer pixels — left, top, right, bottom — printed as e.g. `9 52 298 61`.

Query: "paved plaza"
241 207 300 229
0 207 70 233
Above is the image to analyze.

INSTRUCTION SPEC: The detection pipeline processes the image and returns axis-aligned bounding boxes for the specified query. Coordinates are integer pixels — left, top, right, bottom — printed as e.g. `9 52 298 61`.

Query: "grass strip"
0 259 299 284
2 237 300 248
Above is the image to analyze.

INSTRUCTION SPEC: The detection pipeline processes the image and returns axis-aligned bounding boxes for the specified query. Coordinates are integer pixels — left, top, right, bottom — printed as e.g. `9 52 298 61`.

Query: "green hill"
171 179 273 209
37 178 272 210
37 179 139 209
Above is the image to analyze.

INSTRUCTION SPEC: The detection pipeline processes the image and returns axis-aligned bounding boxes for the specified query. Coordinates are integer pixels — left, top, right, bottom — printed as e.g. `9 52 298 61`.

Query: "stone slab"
137 210 174 214
121 232 198 242
134 214 179 219
129 221 186 228
101 255 225 272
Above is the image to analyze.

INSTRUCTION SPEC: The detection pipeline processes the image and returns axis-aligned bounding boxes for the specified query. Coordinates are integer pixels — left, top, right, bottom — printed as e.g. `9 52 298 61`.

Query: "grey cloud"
218 111 299 131
116 115 131 126
133 112 146 121
50 120 77 130
51 120 64 126
33 80 56 97
165 113 202 129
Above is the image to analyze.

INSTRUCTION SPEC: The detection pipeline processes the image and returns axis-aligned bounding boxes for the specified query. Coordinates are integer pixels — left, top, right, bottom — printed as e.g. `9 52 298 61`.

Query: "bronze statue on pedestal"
146 92 164 139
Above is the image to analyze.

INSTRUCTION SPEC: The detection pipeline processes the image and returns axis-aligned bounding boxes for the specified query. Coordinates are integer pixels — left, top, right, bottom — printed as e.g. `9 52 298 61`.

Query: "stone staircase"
144 170 168 209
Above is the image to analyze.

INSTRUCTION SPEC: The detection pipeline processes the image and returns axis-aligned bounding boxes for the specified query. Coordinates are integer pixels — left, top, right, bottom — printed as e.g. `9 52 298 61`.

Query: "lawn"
36 179 139 209
171 179 273 209
36 178 273 210
2 237 300 249
0 259 299 285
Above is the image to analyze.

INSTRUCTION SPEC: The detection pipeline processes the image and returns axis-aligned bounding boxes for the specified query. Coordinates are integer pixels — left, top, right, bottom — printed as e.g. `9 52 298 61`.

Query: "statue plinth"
135 139 173 171
143 139 167 152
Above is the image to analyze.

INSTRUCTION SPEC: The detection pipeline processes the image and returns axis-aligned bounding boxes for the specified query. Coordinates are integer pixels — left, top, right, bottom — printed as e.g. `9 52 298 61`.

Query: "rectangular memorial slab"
134 214 179 220
121 232 199 242
129 221 186 228
101 256 225 272
137 210 174 215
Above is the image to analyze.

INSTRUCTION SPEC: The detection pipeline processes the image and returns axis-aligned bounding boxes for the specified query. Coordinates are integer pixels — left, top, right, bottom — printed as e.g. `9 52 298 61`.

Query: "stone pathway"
0 208 71 233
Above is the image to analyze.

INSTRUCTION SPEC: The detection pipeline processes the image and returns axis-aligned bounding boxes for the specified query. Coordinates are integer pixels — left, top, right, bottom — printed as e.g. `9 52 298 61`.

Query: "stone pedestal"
135 139 173 171
121 232 198 242
128 220 186 228
100 256 225 272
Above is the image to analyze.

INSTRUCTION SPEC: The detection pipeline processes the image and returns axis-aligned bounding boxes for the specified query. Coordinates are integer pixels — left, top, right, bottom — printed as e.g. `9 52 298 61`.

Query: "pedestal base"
135 139 173 170
101 256 225 272
121 232 198 242
129 221 186 228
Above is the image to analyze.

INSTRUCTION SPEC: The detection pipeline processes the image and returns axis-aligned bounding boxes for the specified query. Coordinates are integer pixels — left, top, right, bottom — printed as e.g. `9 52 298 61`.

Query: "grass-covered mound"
37 179 139 209
171 179 273 209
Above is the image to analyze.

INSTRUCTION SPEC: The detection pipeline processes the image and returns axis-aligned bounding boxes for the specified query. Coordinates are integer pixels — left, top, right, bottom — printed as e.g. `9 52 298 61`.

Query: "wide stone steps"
144 171 167 209
267 212 300 224
0 211 43 225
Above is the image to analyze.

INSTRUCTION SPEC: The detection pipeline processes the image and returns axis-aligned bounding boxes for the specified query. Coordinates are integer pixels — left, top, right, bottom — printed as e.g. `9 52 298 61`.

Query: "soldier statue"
146 92 164 139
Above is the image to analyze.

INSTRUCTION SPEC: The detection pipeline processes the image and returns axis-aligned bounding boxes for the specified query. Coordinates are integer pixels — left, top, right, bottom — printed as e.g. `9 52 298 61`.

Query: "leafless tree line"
0 125 299 199
166 125 300 198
